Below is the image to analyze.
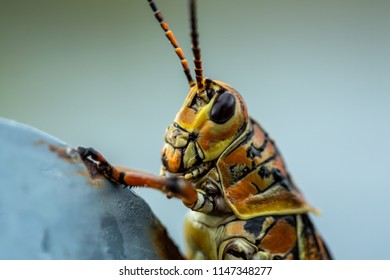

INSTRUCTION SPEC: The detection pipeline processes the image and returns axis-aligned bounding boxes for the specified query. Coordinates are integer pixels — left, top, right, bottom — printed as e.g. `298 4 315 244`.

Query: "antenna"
147 0 195 87
190 0 205 94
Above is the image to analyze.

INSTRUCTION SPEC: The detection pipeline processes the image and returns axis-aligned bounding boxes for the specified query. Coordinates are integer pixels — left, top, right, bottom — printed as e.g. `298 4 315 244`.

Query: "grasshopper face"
162 78 249 179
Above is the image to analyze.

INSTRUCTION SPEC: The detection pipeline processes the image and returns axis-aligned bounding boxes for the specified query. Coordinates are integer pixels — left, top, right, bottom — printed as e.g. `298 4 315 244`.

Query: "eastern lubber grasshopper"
78 0 331 260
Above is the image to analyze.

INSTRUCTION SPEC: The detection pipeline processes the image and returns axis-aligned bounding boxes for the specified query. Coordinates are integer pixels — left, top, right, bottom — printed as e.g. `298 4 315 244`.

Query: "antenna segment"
147 0 195 87
190 0 205 93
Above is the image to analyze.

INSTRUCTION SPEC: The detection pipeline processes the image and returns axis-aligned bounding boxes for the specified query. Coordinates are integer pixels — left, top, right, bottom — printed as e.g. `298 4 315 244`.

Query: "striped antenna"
190 0 205 94
147 0 195 87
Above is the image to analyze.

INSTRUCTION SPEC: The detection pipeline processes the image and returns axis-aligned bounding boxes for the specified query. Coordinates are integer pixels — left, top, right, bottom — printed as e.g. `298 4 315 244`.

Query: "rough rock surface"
0 117 182 259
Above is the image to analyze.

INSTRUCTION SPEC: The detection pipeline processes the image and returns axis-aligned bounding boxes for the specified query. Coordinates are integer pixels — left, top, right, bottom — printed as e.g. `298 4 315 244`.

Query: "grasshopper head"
162 79 248 178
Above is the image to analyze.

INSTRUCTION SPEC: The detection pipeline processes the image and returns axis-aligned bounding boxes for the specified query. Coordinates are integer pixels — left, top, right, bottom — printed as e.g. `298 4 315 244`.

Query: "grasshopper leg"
77 146 198 208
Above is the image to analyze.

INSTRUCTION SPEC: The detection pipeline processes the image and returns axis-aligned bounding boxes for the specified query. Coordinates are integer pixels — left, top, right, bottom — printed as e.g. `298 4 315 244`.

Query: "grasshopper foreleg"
78 146 198 208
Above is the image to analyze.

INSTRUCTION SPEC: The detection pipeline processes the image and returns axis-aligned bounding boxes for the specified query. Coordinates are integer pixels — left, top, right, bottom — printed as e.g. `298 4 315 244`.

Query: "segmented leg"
77 147 198 207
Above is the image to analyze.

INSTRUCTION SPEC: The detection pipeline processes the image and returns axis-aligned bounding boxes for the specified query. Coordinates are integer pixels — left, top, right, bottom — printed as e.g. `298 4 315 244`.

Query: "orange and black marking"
147 0 194 87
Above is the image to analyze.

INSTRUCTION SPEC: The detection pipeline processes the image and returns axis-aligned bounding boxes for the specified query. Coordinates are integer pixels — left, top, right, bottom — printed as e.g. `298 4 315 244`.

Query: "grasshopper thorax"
162 78 249 179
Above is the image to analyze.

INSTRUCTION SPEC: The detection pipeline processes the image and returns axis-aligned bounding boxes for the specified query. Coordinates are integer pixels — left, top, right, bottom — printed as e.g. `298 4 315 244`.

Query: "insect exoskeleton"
78 0 331 260
160 78 326 260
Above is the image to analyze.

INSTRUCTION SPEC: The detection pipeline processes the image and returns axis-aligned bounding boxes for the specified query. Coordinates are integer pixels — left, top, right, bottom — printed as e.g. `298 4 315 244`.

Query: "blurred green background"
1 0 389 259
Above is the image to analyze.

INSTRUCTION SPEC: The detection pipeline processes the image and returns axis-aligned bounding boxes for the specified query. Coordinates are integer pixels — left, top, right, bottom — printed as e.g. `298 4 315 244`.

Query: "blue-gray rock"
0 117 182 259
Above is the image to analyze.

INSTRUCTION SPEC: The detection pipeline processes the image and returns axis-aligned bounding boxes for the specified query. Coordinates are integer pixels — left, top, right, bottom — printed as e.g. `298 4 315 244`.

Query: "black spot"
188 132 198 141
283 215 296 227
118 172 126 185
244 216 267 237
272 168 284 182
246 143 261 159
165 177 181 194
206 87 215 100
258 166 270 179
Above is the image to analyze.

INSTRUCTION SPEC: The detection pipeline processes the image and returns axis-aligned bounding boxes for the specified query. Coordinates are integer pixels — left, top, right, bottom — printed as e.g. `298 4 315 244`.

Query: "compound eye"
210 91 236 124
